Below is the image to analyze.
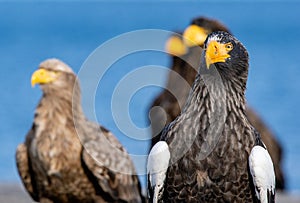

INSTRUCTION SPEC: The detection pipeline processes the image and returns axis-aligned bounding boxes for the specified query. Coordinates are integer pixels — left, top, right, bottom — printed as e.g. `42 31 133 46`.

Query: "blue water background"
0 1 300 193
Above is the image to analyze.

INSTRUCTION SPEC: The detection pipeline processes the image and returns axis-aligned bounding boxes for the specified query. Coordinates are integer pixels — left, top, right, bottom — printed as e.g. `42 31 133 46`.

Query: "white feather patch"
249 145 275 203
206 35 222 45
147 141 170 202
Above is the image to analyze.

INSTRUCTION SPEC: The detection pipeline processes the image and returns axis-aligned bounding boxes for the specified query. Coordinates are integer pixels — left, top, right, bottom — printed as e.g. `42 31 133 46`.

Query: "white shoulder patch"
147 141 170 202
249 145 275 203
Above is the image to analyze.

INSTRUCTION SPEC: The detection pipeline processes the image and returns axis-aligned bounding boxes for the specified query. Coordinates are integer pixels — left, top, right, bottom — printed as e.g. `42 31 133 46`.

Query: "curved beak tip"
31 77 36 87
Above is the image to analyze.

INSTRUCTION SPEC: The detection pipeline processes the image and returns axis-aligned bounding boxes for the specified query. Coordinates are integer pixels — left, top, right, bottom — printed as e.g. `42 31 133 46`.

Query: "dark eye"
51 70 59 75
225 43 233 51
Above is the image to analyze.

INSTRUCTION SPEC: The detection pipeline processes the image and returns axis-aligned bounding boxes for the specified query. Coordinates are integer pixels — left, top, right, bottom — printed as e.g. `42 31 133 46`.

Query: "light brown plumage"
16 58 144 203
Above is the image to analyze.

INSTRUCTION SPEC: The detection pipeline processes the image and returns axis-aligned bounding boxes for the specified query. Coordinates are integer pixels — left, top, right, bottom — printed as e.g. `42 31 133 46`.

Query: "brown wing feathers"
16 59 144 203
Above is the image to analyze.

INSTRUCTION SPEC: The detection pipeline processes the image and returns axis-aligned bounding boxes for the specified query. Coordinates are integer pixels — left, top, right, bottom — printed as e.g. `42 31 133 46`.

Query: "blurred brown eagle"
16 59 144 203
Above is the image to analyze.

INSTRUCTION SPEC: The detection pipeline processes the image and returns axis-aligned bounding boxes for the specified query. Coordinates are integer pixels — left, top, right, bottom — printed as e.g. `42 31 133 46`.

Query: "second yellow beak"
31 69 58 87
183 25 208 47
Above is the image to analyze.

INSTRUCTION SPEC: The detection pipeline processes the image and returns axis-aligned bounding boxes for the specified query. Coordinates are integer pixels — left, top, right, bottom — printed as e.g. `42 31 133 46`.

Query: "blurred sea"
0 1 300 193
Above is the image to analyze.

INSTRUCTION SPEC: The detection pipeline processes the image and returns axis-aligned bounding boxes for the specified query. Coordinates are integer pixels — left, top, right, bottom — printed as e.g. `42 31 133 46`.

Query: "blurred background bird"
16 59 144 203
148 16 285 191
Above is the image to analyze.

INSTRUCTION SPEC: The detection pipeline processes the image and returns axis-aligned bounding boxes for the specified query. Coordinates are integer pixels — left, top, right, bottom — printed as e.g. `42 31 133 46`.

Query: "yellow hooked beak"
165 35 187 56
31 69 59 87
183 25 208 47
205 41 233 69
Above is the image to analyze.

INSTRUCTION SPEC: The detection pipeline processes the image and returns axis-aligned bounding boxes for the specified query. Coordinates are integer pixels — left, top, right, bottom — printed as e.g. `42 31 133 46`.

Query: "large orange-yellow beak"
31 69 58 87
165 35 187 56
205 41 232 69
183 25 208 47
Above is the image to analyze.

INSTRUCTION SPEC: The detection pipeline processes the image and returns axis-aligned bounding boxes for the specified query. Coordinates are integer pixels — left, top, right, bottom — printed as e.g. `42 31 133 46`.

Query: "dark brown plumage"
149 17 230 149
149 31 274 202
148 16 285 190
149 33 199 142
16 59 144 203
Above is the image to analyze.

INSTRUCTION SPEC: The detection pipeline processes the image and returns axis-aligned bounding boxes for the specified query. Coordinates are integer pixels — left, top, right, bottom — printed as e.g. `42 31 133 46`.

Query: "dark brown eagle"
148 31 275 202
16 59 144 203
148 16 285 190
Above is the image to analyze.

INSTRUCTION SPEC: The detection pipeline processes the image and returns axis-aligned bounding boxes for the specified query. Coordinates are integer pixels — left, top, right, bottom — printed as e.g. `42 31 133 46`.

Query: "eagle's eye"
225 42 233 51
